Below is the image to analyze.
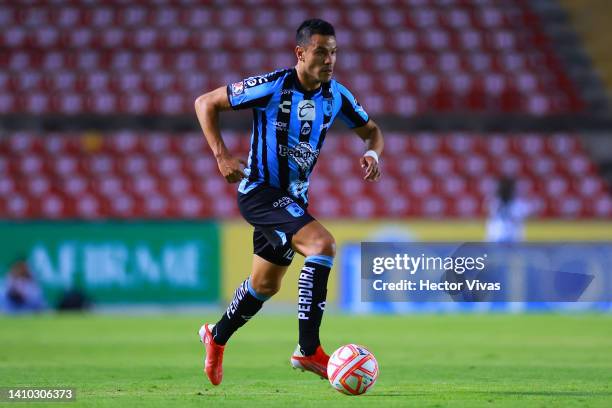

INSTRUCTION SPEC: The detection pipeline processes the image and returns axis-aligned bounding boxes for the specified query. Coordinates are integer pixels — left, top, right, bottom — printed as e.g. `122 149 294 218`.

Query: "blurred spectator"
486 177 532 242
1 259 47 314
57 289 91 312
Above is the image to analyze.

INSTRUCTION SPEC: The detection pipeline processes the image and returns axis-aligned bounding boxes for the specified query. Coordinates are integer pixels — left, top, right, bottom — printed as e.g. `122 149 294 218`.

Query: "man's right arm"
194 86 246 183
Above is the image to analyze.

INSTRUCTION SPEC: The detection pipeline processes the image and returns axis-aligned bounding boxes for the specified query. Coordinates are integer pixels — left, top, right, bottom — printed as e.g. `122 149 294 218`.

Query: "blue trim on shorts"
305 255 334 269
275 230 288 245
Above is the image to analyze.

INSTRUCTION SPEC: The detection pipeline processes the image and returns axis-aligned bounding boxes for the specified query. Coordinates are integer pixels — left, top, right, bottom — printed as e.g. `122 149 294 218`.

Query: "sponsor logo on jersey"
272 196 294 208
300 121 311 135
278 142 319 172
244 75 269 88
297 100 316 121
279 100 291 114
272 120 287 130
231 81 244 95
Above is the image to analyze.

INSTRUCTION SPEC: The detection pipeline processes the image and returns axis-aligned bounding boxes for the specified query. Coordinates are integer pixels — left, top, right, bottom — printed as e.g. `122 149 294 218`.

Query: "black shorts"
238 184 315 266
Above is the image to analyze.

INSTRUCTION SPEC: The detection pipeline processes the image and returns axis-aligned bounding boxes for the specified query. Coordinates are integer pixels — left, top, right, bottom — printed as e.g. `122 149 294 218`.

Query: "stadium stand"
0 1 610 221
0 131 609 219
558 0 612 97
0 0 585 115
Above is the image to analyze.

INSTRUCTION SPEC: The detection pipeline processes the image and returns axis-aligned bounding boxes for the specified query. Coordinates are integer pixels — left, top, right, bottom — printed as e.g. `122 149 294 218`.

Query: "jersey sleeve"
336 83 370 129
226 71 284 110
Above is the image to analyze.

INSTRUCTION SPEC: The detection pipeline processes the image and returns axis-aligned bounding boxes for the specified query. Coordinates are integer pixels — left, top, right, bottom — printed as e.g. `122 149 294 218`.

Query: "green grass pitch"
0 313 610 407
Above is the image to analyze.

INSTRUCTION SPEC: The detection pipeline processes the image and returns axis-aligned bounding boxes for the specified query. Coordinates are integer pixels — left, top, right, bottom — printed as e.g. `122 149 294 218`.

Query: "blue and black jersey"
227 68 369 205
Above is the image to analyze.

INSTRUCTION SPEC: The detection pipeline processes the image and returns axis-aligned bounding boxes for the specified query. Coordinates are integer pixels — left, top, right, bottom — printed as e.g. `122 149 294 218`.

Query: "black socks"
297 255 333 356
212 253 333 354
213 278 269 345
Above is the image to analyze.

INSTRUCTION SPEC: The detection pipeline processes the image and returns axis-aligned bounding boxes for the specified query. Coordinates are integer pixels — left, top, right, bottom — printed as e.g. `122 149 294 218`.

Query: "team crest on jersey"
231 81 244 95
323 99 333 116
285 202 305 218
297 100 316 121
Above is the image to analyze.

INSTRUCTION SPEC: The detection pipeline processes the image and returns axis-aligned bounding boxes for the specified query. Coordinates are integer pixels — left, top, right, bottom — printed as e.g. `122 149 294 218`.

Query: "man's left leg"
290 220 336 378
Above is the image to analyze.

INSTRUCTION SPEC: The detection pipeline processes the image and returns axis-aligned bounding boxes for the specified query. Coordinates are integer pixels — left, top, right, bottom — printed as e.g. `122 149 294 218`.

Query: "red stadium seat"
0 131 607 220
0 1 585 115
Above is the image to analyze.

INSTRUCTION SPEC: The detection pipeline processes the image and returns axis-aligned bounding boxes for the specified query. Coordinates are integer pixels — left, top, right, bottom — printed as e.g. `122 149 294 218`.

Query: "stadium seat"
0 1 585 115
1 131 605 219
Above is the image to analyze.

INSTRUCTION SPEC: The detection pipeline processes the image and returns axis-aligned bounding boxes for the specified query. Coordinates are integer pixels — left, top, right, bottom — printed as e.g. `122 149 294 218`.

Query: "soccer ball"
327 344 379 395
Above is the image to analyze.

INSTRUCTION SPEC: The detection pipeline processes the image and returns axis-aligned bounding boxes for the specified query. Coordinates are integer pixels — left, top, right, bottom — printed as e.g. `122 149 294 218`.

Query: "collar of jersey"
291 68 323 98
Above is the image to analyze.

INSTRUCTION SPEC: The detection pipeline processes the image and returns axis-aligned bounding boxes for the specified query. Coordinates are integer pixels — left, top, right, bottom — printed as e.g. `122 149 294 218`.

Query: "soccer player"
485 177 531 242
194 19 384 386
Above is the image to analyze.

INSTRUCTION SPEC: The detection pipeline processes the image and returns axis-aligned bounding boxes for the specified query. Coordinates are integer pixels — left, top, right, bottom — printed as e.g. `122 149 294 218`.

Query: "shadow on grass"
481 391 612 397
364 390 612 398
363 392 430 397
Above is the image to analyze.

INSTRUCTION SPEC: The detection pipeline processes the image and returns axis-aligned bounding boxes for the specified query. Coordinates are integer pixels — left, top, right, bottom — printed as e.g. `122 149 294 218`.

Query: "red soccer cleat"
290 345 330 379
198 323 225 386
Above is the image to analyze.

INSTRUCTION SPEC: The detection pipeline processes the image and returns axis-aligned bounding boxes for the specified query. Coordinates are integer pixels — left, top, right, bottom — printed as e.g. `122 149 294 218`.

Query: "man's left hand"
360 155 380 181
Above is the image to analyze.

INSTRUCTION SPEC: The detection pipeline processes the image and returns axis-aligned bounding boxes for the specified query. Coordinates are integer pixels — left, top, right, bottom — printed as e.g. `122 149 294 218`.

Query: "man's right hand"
216 154 247 183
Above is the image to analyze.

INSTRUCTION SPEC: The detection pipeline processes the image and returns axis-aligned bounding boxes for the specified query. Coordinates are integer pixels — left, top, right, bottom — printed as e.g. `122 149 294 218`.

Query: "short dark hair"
497 177 516 204
296 19 335 46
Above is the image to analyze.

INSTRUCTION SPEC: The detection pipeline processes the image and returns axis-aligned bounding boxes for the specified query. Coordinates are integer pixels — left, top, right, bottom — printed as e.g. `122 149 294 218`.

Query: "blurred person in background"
195 18 384 385
1 258 46 314
486 177 532 242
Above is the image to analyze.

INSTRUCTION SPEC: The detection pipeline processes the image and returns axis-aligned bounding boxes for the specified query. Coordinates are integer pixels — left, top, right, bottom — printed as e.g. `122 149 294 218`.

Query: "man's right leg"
200 254 288 386
213 255 288 344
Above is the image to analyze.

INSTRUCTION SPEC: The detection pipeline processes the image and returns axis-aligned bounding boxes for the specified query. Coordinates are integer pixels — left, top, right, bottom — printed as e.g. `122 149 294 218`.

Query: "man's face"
298 34 337 83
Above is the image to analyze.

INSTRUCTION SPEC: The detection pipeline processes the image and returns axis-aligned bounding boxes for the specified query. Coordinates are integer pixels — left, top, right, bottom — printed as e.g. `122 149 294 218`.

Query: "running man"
194 18 384 386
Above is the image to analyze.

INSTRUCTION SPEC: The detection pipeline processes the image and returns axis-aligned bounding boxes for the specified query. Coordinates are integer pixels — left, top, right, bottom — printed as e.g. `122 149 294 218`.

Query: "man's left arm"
353 119 384 182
